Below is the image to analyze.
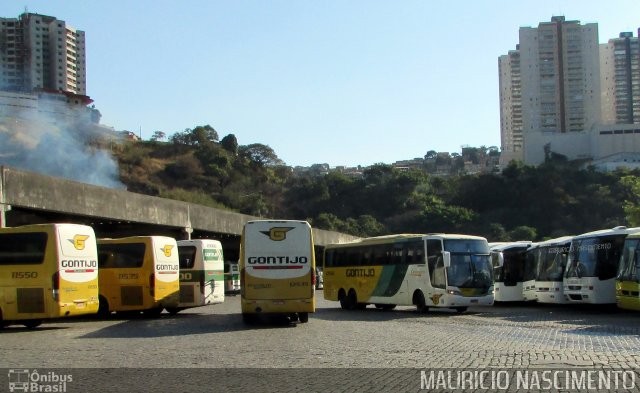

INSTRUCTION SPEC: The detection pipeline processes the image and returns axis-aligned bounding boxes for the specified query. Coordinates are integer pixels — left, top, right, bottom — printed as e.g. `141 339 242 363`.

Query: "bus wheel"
242 313 257 325
454 307 468 313
23 319 42 329
143 307 163 318
97 296 111 318
414 292 429 313
339 290 349 310
165 307 181 315
0 309 7 328
346 289 358 310
298 313 309 323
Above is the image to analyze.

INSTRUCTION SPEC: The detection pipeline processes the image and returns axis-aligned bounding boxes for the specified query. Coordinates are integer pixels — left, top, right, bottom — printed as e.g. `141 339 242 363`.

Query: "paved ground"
1 292 640 392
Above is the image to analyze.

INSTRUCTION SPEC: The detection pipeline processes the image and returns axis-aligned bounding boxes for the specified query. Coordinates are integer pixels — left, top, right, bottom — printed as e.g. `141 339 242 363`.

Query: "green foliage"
159 188 228 210
621 175 640 226
113 128 638 239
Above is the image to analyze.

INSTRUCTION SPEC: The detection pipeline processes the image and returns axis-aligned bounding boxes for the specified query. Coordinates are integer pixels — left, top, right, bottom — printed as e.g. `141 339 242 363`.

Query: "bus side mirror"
443 251 451 268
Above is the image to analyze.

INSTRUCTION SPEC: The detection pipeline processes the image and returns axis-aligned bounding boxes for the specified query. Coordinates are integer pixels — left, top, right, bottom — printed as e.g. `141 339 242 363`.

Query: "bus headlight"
447 289 461 296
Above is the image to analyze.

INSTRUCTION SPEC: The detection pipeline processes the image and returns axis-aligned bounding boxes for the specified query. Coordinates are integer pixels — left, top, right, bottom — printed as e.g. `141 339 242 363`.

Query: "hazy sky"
2 1 639 167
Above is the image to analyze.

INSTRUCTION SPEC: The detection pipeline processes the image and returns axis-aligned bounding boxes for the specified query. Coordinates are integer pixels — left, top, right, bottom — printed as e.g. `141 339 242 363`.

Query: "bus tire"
143 307 163 318
242 313 257 324
414 291 429 313
338 289 348 310
298 312 309 323
97 296 111 318
346 289 358 310
454 307 468 313
165 307 181 315
23 319 42 329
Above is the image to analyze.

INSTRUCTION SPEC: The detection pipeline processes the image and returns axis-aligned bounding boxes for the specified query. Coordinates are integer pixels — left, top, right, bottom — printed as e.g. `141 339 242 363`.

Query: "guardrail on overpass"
0 166 359 246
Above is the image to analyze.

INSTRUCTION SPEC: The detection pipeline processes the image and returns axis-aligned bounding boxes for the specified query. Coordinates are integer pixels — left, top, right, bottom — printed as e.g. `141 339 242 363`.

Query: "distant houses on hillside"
292 146 502 177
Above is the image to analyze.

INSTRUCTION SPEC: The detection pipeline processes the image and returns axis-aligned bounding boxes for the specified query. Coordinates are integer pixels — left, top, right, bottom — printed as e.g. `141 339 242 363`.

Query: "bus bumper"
241 298 315 314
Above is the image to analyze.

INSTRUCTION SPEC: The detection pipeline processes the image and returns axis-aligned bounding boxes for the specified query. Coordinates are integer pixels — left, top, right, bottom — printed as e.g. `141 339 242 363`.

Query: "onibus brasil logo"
8 369 73 392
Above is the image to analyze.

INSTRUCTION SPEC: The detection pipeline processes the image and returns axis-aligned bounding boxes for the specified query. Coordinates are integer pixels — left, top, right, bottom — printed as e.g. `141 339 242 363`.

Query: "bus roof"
326 233 487 248
535 235 574 247
490 241 533 252
571 226 640 240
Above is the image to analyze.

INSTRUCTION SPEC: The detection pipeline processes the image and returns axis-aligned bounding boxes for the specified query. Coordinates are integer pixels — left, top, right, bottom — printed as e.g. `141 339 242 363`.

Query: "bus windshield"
493 248 526 284
536 244 569 282
618 238 640 282
566 236 625 280
444 240 492 289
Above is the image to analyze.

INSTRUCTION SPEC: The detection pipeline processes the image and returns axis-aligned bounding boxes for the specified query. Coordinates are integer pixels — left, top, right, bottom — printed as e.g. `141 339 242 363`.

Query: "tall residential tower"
600 32 640 125
0 12 86 95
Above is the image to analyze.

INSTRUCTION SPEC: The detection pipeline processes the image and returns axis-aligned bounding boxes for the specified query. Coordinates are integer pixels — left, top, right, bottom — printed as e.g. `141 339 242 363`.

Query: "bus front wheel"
165 307 182 315
97 296 111 318
22 319 42 329
143 307 163 318
242 313 257 324
414 292 429 313
298 313 309 323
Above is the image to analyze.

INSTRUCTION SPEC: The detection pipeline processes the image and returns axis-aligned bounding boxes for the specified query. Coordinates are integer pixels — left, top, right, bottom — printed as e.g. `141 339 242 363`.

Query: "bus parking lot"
1 293 639 371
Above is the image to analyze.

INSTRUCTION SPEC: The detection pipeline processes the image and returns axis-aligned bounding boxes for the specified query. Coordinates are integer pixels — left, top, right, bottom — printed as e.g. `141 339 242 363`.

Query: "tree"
622 175 640 226
220 134 239 155
150 131 166 141
239 144 285 167
509 226 537 241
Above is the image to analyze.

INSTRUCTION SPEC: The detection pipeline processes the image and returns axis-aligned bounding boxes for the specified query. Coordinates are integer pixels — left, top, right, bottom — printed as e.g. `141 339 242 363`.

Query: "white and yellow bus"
565 226 640 304
616 232 640 311
0 223 99 328
490 241 531 302
240 220 316 323
97 236 180 317
534 236 573 304
323 234 494 313
169 239 225 314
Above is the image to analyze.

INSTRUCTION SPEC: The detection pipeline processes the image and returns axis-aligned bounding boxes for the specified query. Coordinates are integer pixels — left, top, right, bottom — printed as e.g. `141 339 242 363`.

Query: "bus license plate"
470 299 478 304
273 300 284 305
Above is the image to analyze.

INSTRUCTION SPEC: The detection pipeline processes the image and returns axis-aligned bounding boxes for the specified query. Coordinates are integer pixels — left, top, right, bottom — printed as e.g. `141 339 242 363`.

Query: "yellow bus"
96 236 180 317
616 232 640 311
323 234 494 313
0 223 99 328
168 239 225 314
240 220 316 324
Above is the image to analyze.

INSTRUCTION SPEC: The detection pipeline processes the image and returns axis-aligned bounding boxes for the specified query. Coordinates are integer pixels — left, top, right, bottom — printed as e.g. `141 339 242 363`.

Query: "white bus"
522 243 539 301
534 236 573 304
564 226 640 304
324 234 494 313
490 242 531 302
169 239 225 314
240 220 316 323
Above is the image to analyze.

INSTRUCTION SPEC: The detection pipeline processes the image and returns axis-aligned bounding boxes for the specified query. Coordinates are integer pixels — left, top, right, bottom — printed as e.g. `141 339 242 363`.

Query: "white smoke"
0 92 125 189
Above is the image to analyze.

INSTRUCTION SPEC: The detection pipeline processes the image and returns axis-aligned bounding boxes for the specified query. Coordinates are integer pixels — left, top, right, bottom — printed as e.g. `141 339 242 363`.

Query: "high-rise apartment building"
0 12 86 95
498 48 523 160
518 16 601 135
600 32 640 125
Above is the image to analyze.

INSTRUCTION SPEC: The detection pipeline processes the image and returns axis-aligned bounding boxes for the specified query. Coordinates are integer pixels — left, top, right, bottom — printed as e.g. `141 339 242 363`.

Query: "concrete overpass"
0 166 359 261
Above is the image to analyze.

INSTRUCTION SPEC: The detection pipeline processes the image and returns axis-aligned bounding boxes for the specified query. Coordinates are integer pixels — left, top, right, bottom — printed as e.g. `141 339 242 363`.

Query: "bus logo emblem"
161 245 174 257
70 235 90 250
261 227 294 241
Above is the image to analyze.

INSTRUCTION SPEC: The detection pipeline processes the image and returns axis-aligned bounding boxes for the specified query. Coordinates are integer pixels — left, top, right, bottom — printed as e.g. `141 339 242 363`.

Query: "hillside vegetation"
112 125 640 242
